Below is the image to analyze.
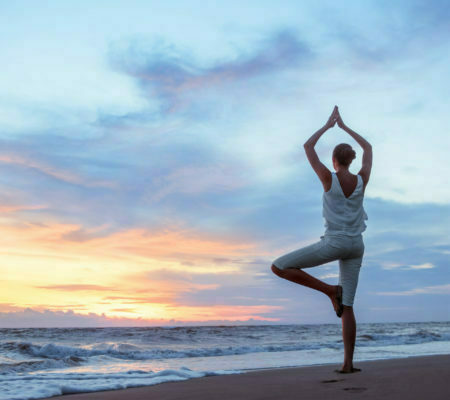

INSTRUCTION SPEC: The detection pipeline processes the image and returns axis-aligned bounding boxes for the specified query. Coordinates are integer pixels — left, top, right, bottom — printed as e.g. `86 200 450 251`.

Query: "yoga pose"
271 105 372 374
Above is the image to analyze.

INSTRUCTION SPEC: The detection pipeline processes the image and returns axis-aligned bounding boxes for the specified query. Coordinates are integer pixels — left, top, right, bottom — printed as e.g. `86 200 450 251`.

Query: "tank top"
322 172 368 236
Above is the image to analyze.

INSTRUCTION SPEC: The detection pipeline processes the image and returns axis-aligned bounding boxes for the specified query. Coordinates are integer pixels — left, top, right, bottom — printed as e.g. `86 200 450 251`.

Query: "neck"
335 166 349 173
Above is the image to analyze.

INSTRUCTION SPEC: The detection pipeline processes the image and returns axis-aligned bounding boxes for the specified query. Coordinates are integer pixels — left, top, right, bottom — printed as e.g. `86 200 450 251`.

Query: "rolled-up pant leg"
338 255 363 306
339 234 365 306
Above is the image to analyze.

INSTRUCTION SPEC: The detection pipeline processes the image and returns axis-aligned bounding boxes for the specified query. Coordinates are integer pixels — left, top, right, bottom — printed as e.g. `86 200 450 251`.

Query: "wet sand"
47 354 450 400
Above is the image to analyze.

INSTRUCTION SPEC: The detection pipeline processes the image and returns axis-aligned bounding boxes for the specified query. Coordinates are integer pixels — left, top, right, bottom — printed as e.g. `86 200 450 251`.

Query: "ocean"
1 321 449 400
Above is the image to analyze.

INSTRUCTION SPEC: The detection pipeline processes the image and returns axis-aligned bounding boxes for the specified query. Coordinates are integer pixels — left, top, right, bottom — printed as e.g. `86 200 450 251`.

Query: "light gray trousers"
272 234 365 306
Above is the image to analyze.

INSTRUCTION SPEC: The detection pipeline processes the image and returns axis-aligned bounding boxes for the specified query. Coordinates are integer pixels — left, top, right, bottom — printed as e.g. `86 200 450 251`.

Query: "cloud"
102 295 174 304
61 226 114 242
110 308 137 313
375 283 450 296
410 263 435 270
108 29 311 116
120 269 223 297
0 203 46 213
35 284 118 292
381 262 435 270
1 219 259 268
147 164 249 203
0 152 115 188
0 306 279 328
368 306 412 311
381 262 405 270
319 0 450 69
319 273 339 279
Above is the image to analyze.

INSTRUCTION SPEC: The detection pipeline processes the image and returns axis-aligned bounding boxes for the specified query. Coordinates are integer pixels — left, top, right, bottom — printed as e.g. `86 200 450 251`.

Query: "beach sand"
48 354 449 400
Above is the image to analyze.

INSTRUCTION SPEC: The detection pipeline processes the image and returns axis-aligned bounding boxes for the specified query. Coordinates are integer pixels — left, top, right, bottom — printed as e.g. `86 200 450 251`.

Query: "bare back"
322 170 368 195
335 172 359 198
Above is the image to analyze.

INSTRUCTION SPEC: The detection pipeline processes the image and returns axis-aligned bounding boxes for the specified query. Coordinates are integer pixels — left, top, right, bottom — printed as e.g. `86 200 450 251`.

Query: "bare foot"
335 364 361 373
335 367 352 373
341 364 353 373
329 285 343 317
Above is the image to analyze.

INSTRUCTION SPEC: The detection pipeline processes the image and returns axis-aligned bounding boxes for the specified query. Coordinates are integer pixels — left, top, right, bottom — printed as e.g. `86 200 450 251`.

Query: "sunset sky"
1 0 449 327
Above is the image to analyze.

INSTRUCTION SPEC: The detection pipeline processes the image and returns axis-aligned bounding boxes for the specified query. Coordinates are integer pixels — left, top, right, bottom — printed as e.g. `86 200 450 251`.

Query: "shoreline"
239 351 450 372
46 353 450 400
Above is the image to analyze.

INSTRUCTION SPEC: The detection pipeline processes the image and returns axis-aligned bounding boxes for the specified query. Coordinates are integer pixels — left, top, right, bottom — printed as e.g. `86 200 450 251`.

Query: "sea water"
0 321 449 400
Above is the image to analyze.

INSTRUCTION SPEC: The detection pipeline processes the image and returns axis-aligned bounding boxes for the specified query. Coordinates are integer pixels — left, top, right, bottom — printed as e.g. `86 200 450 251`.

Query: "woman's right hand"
335 107 345 128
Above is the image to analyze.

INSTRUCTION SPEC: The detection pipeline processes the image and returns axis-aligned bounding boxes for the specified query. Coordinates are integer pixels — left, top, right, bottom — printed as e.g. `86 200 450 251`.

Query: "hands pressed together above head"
321 105 373 168
326 105 345 129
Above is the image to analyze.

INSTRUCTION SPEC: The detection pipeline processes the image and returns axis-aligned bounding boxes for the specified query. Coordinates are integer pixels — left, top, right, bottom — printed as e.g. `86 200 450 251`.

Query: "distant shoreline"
2 320 448 329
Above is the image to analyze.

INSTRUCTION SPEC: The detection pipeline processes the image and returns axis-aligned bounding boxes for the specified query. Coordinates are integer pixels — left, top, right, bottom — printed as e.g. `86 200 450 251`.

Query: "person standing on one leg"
270 105 373 374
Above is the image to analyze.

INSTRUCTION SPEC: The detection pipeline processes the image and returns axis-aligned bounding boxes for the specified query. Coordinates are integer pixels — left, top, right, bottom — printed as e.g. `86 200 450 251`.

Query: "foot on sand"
322 379 345 383
334 367 362 374
342 387 367 392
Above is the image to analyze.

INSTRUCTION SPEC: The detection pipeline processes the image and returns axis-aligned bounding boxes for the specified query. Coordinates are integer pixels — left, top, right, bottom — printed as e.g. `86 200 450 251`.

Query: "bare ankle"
343 360 353 368
326 284 337 298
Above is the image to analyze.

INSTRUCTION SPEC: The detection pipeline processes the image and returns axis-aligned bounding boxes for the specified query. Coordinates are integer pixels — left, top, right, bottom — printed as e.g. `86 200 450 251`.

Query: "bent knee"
271 264 283 275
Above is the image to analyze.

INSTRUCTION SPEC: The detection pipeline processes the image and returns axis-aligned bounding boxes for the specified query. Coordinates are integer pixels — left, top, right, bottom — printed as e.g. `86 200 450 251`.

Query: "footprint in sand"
321 379 345 383
342 387 368 392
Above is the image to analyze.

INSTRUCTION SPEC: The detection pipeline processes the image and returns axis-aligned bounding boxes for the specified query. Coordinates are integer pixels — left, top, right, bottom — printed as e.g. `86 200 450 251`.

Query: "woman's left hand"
325 106 338 129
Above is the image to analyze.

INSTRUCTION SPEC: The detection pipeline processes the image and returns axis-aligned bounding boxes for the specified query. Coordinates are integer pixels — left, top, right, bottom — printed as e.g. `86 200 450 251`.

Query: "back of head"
333 143 356 167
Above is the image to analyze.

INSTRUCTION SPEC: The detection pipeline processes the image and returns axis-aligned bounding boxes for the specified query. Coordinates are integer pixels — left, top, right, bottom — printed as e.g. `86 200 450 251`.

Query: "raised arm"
335 107 372 188
303 106 338 190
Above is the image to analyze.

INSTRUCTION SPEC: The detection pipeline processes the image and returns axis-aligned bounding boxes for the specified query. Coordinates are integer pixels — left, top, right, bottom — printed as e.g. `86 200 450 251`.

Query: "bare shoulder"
303 145 333 191
358 146 373 190
322 169 332 192
358 171 370 190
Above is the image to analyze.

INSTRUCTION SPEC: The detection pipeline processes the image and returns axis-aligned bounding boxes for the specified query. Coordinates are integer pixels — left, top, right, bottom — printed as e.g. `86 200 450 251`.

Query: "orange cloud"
160 304 282 322
36 284 119 291
0 306 281 327
0 203 47 213
0 218 273 322
102 295 176 304
0 219 261 269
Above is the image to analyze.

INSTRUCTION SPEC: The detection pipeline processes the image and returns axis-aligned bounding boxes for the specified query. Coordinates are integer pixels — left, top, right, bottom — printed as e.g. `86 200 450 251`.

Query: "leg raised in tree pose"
270 106 373 373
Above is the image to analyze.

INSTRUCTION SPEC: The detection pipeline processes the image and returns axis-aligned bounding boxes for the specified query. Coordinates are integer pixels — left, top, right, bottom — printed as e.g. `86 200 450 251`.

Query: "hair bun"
333 143 356 167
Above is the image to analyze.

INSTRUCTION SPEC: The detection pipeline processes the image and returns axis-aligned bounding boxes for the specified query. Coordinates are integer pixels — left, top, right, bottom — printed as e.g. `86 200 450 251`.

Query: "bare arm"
303 107 337 190
336 108 372 187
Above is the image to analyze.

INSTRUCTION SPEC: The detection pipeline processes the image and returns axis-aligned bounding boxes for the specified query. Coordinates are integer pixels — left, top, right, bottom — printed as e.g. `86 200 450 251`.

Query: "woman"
270 105 372 374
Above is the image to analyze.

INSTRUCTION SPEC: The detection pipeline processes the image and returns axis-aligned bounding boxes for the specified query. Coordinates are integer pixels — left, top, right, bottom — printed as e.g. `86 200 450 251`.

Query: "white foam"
0 368 244 400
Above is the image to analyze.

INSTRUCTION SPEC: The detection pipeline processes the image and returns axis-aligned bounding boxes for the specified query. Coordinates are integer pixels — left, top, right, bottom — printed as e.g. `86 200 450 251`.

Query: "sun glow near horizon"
1 216 282 323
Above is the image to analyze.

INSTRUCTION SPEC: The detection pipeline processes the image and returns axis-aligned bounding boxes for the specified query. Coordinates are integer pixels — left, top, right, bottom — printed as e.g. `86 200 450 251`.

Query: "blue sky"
0 0 449 327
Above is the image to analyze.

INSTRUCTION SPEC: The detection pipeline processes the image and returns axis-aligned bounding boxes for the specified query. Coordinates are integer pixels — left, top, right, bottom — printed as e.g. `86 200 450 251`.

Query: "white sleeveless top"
322 172 368 236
